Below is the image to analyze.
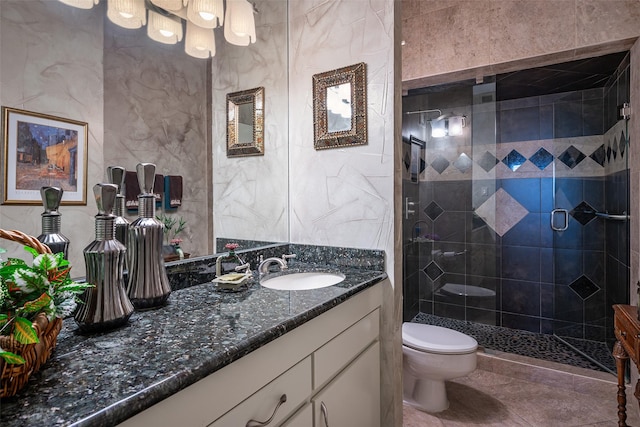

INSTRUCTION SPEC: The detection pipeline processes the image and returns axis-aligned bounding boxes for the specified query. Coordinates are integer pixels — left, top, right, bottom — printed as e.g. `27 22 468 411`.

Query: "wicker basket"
0 229 63 398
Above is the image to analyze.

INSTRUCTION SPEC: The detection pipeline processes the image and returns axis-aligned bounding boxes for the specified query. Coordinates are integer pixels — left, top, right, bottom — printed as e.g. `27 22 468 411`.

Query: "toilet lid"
402 323 478 354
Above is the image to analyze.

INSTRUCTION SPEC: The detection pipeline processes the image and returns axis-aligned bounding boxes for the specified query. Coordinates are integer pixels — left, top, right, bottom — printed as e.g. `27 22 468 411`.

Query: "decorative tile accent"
620 130 627 159
606 141 612 163
403 151 411 171
589 145 606 167
431 155 450 174
569 275 600 300
453 153 473 173
570 201 596 225
502 150 527 172
529 148 554 170
477 151 499 172
472 212 488 231
424 201 444 220
612 137 618 160
423 261 444 281
474 188 528 236
558 146 586 169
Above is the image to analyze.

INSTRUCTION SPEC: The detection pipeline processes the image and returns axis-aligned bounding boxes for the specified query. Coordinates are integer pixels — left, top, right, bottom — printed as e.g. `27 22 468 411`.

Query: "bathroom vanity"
0 245 386 427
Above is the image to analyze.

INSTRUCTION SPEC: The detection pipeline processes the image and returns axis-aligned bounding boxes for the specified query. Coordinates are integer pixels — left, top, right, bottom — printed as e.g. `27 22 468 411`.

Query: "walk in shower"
402 52 631 373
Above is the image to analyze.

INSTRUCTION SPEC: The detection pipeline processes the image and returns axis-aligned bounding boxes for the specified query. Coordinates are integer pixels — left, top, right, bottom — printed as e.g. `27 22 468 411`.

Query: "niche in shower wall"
402 52 630 348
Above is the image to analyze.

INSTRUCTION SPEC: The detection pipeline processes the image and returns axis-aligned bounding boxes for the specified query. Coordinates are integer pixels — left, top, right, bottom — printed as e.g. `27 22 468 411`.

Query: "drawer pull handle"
246 394 287 427
621 331 627 337
320 401 330 427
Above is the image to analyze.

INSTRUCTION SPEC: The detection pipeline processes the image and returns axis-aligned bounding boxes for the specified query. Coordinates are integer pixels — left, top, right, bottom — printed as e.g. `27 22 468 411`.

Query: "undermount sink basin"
260 272 346 291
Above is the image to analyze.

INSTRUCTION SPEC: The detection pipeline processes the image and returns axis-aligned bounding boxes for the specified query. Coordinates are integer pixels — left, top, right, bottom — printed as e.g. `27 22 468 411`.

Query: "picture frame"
226 87 265 157
2 107 88 205
313 62 367 150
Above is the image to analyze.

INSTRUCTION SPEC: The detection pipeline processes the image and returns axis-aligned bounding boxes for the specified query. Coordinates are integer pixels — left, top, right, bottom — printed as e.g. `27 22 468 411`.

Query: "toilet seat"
402 323 478 354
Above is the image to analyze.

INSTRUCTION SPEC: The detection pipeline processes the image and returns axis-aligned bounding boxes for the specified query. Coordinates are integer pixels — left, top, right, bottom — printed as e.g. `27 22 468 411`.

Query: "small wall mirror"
313 62 367 150
227 87 264 157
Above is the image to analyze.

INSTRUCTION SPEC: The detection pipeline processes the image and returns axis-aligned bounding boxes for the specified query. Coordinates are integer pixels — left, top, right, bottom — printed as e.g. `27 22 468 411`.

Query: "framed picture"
2 107 88 205
226 87 265 157
313 62 367 150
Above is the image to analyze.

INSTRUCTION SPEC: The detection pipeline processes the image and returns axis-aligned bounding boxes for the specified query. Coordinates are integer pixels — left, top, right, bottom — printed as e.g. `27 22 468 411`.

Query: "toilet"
402 322 478 413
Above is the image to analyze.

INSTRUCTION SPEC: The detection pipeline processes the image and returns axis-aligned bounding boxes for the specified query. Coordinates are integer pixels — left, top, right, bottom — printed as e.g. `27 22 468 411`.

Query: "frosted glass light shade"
107 0 146 29
185 21 215 58
148 10 183 44
224 0 256 46
58 0 99 9
448 116 464 136
150 0 184 11
187 0 223 29
431 119 446 138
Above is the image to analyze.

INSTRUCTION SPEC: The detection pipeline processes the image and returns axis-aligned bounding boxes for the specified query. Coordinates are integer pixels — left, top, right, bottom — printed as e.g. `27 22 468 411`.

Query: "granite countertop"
0 258 386 426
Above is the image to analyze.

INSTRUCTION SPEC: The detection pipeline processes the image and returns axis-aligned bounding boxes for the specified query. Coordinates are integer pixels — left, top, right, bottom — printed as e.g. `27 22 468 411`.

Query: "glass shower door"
552 102 630 374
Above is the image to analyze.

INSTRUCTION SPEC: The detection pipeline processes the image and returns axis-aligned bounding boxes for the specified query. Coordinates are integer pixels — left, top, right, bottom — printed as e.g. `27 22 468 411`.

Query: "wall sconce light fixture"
405 108 467 138
430 113 466 138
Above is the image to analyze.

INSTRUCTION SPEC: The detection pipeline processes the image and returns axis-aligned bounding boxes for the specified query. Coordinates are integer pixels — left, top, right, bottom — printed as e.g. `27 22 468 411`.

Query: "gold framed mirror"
227 87 265 157
313 62 367 150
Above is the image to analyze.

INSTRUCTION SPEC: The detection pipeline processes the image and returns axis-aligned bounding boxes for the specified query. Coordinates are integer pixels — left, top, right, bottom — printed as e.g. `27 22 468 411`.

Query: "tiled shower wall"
403 57 630 344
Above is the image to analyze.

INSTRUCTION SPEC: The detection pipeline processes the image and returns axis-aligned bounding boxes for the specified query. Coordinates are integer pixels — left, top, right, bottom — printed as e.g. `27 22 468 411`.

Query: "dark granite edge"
73 272 387 427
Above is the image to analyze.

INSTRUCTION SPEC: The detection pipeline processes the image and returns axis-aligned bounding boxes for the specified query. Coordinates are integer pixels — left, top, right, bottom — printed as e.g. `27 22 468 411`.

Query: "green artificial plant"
156 213 187 246
0 247 92 364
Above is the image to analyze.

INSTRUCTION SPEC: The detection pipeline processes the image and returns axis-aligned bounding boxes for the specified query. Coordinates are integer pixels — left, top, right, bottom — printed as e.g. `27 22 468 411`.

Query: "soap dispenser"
75 183 134 332
126 163 171 309
106 166 130 251
36 186 70 258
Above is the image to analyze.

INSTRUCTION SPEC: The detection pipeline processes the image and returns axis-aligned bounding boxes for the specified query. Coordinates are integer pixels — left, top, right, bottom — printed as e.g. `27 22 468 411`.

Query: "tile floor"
403 351 638 427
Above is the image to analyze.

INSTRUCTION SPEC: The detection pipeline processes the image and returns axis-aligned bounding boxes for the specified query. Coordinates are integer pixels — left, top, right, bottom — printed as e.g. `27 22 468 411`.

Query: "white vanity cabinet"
280 403 312 427
118 281 384 427
312 342 380 427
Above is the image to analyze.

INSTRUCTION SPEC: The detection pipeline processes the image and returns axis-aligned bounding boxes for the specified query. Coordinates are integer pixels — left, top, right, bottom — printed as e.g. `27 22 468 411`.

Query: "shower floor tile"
411 313 615 373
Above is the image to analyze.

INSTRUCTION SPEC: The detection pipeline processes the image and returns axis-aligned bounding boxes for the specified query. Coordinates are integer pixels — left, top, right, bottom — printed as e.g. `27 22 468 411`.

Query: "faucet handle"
282 253 296 267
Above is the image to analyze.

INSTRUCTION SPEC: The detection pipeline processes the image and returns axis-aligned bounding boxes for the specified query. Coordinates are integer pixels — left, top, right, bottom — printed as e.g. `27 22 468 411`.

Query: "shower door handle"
551 209 569 231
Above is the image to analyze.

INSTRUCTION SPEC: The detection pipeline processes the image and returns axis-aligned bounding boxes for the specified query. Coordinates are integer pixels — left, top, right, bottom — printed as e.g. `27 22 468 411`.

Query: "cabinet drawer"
209 356 311 427
615 314 640 363
314 308 379 389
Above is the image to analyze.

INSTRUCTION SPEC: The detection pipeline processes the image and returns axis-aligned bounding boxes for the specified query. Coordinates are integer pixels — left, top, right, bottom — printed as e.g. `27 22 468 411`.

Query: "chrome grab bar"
594 211 629 221
550 209 569 231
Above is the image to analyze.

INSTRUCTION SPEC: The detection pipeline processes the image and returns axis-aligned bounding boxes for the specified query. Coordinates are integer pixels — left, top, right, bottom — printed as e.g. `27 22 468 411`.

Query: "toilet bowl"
402 322 478 413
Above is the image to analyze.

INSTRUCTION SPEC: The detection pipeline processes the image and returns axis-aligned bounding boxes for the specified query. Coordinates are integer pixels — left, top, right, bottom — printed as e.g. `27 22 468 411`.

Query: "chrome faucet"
258 254 296 275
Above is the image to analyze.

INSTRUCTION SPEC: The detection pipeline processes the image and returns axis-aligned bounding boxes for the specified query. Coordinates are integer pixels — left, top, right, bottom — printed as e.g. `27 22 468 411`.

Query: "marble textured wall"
288 1 400 424
211 0 289 245
402 0 640 90
0 1 104 277
103 17 211 259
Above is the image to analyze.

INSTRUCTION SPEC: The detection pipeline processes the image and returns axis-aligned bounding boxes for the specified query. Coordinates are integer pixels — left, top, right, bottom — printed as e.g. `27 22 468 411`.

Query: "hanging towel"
125 171 140 211
164 175 183 210
154 174 164 207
